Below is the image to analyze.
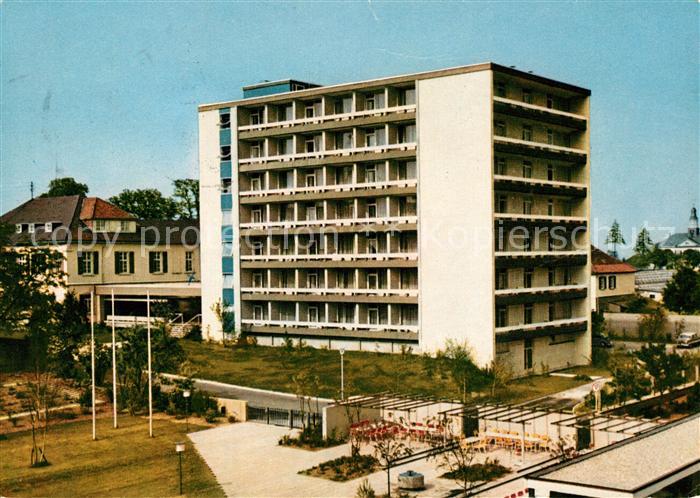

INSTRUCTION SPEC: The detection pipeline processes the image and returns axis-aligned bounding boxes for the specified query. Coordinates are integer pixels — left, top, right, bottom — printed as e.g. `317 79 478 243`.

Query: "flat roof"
528 413 700 492
199 62 591 112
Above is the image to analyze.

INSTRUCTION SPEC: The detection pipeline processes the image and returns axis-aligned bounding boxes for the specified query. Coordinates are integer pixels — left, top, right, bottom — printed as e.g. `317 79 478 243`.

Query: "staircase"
169 314 202 338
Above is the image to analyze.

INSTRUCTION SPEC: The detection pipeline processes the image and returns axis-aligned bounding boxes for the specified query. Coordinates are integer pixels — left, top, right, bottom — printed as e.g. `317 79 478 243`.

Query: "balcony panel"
493 98 587 131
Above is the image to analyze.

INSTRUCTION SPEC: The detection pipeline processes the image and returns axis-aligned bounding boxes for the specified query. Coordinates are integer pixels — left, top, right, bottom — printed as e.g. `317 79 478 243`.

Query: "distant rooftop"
591 245 637 274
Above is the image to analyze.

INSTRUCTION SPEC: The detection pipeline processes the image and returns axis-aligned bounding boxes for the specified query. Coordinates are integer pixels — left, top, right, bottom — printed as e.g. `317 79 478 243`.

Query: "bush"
441 457 510 482
204 408 219 423
300 454 379 481
278 424 345 449
185 325 202 342
54 410 78 420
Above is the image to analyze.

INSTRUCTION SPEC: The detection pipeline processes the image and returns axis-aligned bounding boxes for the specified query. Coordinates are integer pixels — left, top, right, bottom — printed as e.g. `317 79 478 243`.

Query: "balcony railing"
494 283 587 296
495 316 587 334
493 135 586 156
238 104 417 132
494 213 587 223
493 174 586 190
493 96 587 121
239 215 417 229
241 317 418 333
240 251 418 262
239 142 417 165
240 178 417 198
241 286 418 297
495 249 588 258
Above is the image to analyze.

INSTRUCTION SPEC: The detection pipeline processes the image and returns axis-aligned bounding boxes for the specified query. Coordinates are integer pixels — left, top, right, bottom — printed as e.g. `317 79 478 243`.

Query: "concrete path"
161 374 334 411
189 422 545 498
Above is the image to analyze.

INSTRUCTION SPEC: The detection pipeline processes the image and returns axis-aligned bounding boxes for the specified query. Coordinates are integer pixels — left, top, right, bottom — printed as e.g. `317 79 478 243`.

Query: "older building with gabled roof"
659 207 700 254
590 245 636 311
0 195 201 328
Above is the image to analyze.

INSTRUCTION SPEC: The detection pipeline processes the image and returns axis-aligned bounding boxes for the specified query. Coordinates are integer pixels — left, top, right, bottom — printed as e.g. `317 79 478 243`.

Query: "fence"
247 405 321 429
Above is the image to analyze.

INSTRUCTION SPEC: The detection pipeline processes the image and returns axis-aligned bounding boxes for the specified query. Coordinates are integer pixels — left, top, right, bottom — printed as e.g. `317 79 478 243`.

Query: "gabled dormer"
79 197 137 233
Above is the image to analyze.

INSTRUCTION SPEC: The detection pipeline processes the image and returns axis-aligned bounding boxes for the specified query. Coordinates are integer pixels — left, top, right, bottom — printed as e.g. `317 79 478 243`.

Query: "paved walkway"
189 422 544 498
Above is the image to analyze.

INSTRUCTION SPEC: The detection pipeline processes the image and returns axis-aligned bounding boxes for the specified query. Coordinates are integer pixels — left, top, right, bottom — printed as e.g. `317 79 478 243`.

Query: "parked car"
676 332 700 348
592 334 613 348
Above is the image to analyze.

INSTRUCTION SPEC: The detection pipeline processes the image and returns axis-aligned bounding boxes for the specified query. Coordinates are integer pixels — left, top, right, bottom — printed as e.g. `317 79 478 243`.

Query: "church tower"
690 206 699 237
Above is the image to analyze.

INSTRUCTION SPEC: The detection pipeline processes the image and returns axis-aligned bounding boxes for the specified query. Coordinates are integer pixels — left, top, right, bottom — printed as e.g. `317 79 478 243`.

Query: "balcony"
239 141 417 166
238 104 417 132
493 96 587 130
493 175 587 198
241 286 418 297
493 135 586 162
240 251 418 262
495 284 588 305
241 317 418 334
495 316 588 341
240 178 417 198
239 214 417 230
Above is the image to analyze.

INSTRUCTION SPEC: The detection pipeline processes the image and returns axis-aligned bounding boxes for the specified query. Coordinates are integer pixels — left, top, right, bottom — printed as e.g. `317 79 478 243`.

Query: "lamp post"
175 442 186 495
339 349 345 400
183 390 191 433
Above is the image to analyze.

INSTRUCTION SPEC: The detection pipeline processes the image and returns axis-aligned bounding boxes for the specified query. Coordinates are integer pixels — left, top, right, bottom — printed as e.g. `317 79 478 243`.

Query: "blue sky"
1 1 698 253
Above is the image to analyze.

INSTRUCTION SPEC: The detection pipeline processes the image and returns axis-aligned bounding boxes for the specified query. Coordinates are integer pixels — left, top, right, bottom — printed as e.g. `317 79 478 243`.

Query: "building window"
252 209 263 224
496 306 508 327
220 145 231 160
252 272 263 288
250 175 262 191
548 267 556 286
366 202 377 218
524 338 533 370
93 220 106 232
547 129 554 145
44 222 52 232
548 302 556 321
365 165 377 183
305 173 316 188
305 104 316 118
185 251 193 273
308 306 319 323
149 251 168 273
252 305 264 321
335 131 353 150
495 82 506 98
608 276 617 290
250 143 262 158
547 164 555 181
546 94 554 109
219 112 231 129
398 160 416 180
495 194 508 213
523 197 533 215
599 276 607 290
496 269 508 290
522 89 532 104
522 125 532 141
28 223 35 234
494 121 507 137
368 307 379 325
249 110 261 126
365 95 375 110
15 224 22 233
494 157 506 175
279 137 293 155
367 272 379 289
77 251 99 275
522 161 532 178
548 199 554 216
115 251 134 275
398 88 416 106
524 268 533 288
307 272 319 288
252 242 264 256
120 220 130 231
398 124 416 143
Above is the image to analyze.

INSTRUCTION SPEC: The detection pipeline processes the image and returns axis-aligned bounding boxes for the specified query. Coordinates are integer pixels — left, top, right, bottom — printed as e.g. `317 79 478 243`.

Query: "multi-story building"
199 62 591 375
1 195 201 325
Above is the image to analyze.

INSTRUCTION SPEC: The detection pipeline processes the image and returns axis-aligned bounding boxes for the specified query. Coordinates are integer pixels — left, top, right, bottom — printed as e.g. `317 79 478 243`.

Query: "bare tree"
210 298 235 345
428 422 479 495
22 372 61 467
489 357 513 397
372 433 413 498
549 435 579 462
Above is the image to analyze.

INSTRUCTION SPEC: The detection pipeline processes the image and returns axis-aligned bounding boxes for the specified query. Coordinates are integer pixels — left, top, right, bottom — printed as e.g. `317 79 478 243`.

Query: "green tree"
116 325 185 415
638 308 667 342
372 433 413 498
210 298 236 344
608 357 651 404
41 177 89 197
663 266 700 313
172 179 199 219
605 220 626 257
437 340 485 402
109 189 179 220
634 228 653 256
48 292 89 380
635 343 685 397
679 250 700 269
0 224 65 335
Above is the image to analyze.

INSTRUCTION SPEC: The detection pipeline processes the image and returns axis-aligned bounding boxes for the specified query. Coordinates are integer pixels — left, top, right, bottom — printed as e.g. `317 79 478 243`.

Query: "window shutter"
115 253 121 275
149 252 156 273
129 252 134 274
77 253 85 275
162 252 168 273
93 252 99 275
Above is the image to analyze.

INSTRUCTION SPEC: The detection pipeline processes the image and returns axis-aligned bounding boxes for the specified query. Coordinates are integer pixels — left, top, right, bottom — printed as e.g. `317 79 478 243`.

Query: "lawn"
0 415 224 498
180 340 599 404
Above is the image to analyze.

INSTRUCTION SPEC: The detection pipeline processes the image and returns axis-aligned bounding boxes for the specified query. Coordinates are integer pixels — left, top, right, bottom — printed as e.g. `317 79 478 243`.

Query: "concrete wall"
604 312 700 340
199 109 225 340
499 335 585 377
215 397 247 422
417 70 495 365
322 403 381 439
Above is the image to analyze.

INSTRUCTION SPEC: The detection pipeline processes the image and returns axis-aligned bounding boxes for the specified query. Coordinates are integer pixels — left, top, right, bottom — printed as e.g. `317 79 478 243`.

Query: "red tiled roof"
591 246 636 274
79 197 134 220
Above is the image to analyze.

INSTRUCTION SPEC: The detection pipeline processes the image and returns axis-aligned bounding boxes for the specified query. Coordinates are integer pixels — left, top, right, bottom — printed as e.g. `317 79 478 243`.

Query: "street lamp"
175 441 186 495
339 349 345 400
183 390 191 433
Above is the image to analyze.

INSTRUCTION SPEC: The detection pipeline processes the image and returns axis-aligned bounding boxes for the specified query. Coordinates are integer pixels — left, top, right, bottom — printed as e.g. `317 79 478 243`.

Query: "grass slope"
0 415 224 498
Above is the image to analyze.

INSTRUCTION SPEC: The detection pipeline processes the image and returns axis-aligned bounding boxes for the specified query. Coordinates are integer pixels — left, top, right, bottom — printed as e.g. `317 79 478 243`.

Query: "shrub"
204 408 219 423
441 458 510 482
356 478 376 498
54 410 78 420
185 325 202 342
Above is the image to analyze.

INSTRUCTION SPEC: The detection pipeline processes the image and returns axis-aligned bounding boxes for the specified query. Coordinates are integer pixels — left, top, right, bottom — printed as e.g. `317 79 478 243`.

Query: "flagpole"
90 291 96 441
111 288 118 429
147 290 153 438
